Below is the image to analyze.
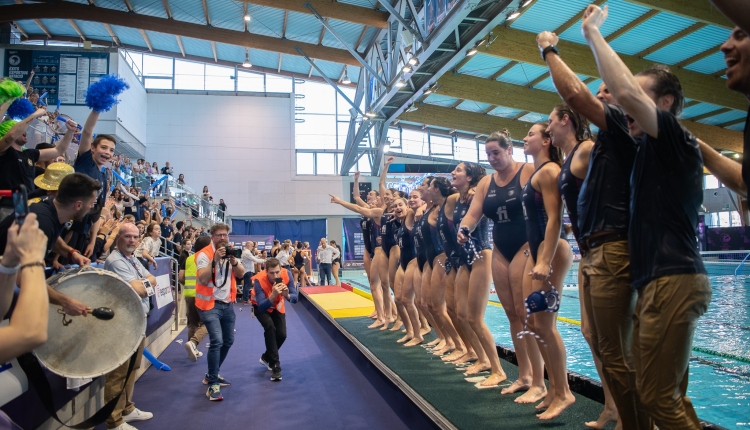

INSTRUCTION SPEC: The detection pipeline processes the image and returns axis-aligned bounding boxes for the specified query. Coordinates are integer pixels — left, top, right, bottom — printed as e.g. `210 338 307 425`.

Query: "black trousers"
253 306 287 370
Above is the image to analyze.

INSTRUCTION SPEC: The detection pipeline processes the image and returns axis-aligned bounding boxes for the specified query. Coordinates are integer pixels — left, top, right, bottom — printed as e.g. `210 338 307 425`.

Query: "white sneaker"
122 408 153 422
184 340 198 362
111 423 138 430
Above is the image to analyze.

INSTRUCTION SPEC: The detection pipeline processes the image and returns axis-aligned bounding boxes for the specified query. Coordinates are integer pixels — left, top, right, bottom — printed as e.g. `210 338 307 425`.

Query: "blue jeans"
242 272 254 302
198 301 235 385
318 263 332 285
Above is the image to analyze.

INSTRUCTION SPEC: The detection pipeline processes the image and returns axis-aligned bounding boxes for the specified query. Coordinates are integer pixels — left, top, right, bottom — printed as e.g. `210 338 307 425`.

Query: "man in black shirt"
0 173 102 317
218 199 226 221
584 6 711 428
0 108 75 219
539 30 645 429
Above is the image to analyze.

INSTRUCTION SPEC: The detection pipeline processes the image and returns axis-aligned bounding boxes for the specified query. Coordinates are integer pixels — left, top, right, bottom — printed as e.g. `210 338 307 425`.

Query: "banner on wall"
706 227 750 251
228 235 276 251
343 218 364 268
4 49 110 106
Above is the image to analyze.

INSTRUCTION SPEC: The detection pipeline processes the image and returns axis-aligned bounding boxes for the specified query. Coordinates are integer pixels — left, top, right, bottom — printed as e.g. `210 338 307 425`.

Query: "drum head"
35 267 147 379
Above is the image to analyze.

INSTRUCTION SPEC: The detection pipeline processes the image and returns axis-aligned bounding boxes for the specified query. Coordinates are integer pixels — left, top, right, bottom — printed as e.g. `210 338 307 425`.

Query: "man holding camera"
251 257 298 382
195 223 244 401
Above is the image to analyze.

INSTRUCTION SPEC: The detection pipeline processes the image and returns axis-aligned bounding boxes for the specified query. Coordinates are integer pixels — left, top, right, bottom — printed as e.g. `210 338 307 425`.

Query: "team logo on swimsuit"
497 206 509 222
508 189 514 196
561 172 566 181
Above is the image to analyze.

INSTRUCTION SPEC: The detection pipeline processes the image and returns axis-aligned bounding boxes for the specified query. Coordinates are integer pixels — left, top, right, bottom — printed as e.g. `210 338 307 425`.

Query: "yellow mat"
306 291 374 311
328 306 376 319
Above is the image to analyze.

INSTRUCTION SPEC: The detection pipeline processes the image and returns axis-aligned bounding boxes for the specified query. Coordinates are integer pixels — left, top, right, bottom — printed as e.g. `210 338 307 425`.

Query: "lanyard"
118 250 144 278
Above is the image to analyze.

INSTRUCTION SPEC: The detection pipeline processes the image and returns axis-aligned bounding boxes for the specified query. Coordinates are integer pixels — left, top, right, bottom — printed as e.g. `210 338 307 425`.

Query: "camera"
223 246 242 259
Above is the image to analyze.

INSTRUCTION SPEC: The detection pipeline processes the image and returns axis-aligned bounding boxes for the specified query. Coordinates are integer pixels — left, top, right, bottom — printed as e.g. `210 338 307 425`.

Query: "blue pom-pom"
7 98 36 120
85 75 130 112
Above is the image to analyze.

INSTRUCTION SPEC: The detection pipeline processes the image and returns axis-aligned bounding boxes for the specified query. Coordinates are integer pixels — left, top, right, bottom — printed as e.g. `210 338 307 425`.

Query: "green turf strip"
337 316 615 430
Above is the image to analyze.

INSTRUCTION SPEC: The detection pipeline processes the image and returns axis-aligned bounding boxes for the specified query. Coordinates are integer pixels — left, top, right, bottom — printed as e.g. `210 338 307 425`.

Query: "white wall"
144 91 355 217
114 53 147 148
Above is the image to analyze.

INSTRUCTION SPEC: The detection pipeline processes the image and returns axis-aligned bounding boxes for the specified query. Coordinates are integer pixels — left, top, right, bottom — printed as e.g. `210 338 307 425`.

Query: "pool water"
340 263 750 429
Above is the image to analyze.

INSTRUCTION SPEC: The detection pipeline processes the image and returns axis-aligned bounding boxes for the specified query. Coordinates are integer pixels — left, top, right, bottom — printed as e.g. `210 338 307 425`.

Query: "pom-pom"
0 79 24 105
7 98 36 120
85 75 129 112
0 119 17 139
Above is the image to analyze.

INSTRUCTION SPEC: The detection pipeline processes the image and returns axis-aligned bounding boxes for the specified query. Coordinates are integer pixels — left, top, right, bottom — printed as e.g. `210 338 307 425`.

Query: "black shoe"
270 368 282 381
259 355 272 371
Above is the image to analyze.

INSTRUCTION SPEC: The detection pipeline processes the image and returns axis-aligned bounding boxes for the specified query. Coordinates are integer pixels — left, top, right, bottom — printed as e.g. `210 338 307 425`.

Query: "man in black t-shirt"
0 109 75 219
218 199 226 221
0 173 102 318
584 6 711 428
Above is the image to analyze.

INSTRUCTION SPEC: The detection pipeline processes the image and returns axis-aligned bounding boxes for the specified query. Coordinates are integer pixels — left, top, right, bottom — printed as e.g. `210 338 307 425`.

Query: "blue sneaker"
206 384 222 401
202 374 231 386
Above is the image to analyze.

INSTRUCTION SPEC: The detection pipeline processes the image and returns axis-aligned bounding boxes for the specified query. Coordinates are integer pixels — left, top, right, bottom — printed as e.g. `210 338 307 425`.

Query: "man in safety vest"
179 235 211 362
251 257 298 382
195 223 245 401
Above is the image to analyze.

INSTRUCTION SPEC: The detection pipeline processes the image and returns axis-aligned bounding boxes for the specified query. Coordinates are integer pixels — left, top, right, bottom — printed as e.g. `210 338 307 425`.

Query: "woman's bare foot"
515 386 547 404
397 334 412 343
501 379 531 395
379 322 391 331
389 320 404 331
452 353 478 365
368 320 385 329
441 349 466 362
584 409 618 429
463 361 491 376
479 372 508 387
369 311 377 319
432 343 455 356
404 337 424 347
535 392 554 410
420 326 432 336
537 393 576 420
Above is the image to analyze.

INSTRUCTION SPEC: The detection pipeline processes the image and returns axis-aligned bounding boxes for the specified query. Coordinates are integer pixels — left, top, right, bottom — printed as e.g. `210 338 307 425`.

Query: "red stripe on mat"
301 286 348 294
340 282 353 291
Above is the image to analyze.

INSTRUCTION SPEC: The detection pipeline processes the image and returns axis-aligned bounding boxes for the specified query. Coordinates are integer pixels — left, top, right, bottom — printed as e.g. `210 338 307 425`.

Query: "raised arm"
583 5 658 137
698 138 747 197
538 31 608 131
711 0 750 35
379 157 394 201
330 194 384 219
352 171 369 207
39 119 77 162
457 175 490 243
78 110 100 155
1 108 47 152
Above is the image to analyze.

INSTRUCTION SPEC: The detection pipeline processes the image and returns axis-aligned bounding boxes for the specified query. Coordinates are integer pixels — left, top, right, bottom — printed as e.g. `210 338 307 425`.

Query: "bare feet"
537 393 576 420
535 392 554 410
368 320 385 329
441 349 465 362
501 379 531 395
452 353 478 365
479 372 508 387
463 362 491 376
584 409 618 429
397 334 412 343
404 337 424 347
379 323 391 331
389 320 404 331
420 326 432 336
369 311 377 319
515 386 547 404
432 343 456 356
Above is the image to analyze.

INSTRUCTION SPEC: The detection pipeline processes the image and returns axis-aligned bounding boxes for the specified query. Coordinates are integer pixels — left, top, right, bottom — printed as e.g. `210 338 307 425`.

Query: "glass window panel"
125 52 142 76
455 138 478 162
295 114 337 150
511 148 528 163
430 134 453 156
296 152 314 175
401 129 429 156
266 75 292 93
144 78 172 89
719 211 731 227
731 211 741 226
317 153 336 175
174 60 204 90
205 65 234 91
387 127 402 148
704 174 719 189
296 81 335 114
337 121 351 150
358 154 371 174
237 71 264 92
142 54 172 77
479 142 488 161
336 88 357 115
337 153 343 174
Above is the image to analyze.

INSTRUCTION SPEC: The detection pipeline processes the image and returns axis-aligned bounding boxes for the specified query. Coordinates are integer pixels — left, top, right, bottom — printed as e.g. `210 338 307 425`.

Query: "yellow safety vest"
184 254 197 298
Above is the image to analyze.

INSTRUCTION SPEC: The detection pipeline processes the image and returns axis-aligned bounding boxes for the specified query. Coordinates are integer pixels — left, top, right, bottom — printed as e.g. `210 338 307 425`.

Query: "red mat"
301 286 348 294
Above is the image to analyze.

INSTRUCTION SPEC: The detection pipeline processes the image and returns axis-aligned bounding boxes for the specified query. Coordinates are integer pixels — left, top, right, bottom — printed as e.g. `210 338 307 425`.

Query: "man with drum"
102 223 155 429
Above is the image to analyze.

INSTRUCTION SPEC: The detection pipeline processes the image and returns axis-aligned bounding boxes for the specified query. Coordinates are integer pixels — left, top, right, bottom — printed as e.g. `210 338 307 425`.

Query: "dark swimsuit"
413 212 428 271
428 206 444 268
380 215 398 258
418 206 438 269
361 217 374 258
437 199 460 273
482 165 528 261
293 251 305 270
397 220 415 271
522 161 564 262
559 142 584 242
454 196 491 268
372 219 382 251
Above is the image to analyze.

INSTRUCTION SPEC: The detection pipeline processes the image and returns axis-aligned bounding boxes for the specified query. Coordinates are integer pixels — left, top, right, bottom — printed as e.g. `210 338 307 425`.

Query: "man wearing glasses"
194 223 245 401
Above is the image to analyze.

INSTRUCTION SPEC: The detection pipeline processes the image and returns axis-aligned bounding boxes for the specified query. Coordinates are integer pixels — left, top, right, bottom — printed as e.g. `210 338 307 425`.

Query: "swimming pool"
340 257 750 429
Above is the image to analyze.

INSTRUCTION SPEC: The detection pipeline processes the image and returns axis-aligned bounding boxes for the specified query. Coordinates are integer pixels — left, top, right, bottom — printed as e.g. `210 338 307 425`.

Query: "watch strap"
541 45 559 61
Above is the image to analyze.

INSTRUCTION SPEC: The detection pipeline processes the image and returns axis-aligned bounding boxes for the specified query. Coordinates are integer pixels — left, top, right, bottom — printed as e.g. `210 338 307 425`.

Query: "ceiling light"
367 111 378 118
362 114 370 120
408 57 418 66
424 88 433 94
342 68 351 84
396 80 407 87
242 48 251 68
244 14 251 22
466 47 478 56
507 11 521 20
402 65 413 73
406 104 418 112
521 0 532 7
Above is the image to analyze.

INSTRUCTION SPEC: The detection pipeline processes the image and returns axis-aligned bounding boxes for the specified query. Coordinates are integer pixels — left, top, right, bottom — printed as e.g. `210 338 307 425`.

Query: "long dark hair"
459 162 486 187
553 102 592 142
535 122 563 166
485 128 512 149
431 177 457 197
636 64 684 116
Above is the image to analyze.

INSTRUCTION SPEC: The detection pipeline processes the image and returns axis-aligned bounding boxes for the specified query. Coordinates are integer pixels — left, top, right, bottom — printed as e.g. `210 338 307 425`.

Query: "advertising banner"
343 217 364 268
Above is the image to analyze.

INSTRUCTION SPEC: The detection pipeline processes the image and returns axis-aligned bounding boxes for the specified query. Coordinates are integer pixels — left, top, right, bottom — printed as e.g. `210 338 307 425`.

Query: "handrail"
735 252 750 277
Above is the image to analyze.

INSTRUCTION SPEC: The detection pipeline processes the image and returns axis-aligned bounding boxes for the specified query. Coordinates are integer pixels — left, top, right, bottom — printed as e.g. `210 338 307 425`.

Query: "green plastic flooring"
337 316 615 430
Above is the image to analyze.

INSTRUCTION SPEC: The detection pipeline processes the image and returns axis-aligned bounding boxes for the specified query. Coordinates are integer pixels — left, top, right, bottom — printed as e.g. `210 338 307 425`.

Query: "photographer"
0 213 49 363
252 257 298 382
195 223 244 401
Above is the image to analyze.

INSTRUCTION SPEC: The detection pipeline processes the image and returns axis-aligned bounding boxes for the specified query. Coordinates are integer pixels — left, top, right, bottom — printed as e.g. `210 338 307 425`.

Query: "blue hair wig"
7 98 36 120
85 75 130 112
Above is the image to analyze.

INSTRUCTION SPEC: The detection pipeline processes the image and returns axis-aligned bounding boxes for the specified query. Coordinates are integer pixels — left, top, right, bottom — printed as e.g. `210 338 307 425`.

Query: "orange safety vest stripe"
195 244 237 311
250 269 290 314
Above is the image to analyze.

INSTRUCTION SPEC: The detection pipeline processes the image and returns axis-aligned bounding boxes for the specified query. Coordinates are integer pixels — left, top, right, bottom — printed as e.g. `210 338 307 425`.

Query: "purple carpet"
96 302 411 429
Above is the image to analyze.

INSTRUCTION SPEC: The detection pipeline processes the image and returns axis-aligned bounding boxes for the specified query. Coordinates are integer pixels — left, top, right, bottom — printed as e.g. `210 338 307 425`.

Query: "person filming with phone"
251 257 298 382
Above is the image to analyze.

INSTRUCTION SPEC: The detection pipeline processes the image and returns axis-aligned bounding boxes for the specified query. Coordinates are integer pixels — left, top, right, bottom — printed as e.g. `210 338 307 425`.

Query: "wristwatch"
541 45 559 61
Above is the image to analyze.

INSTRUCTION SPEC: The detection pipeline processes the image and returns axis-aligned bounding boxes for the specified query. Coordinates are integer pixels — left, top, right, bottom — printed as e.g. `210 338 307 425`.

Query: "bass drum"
35 266 146 379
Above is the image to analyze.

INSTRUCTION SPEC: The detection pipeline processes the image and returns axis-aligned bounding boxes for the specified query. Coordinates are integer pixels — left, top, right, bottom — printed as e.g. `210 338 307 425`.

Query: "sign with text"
154 274 173 309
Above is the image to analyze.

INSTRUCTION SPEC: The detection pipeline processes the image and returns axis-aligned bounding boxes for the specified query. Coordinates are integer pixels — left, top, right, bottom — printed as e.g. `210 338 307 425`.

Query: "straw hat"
34 162 74 191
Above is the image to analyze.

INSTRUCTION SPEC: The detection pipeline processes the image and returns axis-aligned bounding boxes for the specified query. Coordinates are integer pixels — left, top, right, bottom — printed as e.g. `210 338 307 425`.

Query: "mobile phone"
12 185 29 225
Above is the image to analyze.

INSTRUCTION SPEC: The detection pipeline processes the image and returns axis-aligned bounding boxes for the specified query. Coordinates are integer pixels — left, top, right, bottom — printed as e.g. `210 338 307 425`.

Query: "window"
295 115 337 150
174 60 204 90
429 134 453 156
296 153 314 175
719 211 730 227
317 153 336 175
237 70 264 92
455 138 478 162
479 143 488 161
144 78 172 89
704 174 720 189
266 75 293 93
511 148 528 163
205 65 234 91
142 54 172 77
401 129 429 156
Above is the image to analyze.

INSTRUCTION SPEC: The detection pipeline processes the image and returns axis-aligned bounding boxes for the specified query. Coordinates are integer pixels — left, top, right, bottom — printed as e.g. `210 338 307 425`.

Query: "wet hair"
459 162 487 187
92 134 116 148
636 64 684 117
431 177 457 197
535 122 563 166
56 173 102 206
485 128 513 149
423 176 435 187
553 102 592 142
